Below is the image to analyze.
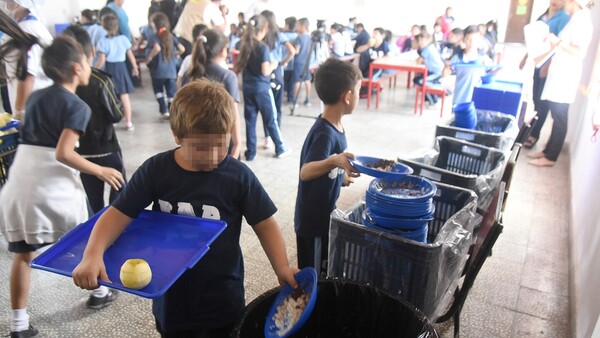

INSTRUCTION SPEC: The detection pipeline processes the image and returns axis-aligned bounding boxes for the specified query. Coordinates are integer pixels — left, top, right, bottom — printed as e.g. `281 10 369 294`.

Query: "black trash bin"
231 279 438 337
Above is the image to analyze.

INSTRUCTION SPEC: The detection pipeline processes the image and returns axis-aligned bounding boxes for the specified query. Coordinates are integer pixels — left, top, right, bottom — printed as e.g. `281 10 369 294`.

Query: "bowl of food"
349 156 413 179
264 267 318 338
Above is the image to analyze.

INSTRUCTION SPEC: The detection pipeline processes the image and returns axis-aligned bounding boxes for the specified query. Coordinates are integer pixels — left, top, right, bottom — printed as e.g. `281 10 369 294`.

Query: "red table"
367 58 427 109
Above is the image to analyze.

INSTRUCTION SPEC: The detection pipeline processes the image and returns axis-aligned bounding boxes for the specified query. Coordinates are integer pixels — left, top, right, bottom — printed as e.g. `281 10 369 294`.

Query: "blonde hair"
170 79 235 139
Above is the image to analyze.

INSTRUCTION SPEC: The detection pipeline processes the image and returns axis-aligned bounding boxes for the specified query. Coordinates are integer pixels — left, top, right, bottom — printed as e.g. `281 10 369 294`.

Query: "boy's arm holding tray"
72 206 133 290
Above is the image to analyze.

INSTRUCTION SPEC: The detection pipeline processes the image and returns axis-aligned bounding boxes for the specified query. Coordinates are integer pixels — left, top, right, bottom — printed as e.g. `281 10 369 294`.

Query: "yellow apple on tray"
120 259 152 290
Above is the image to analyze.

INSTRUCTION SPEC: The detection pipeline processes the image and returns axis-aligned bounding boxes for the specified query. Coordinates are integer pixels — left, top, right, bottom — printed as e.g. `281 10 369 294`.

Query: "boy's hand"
276 266 300 289
72 257 111 290
342 172 355 187
335 152 360 178
97 167 125 191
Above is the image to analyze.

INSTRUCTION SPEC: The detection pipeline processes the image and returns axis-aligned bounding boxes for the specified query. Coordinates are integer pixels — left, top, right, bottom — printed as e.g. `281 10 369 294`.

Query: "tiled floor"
0 51 571 337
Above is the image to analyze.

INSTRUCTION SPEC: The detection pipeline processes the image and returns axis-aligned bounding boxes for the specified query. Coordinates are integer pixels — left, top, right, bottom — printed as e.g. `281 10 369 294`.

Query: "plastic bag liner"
327 182 478 321
398 136 506 213
435 110 519 152
231 278 438 337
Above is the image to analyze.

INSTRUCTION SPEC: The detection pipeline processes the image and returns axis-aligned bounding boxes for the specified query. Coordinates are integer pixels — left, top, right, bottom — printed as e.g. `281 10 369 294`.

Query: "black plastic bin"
398 136 505 212
328 182 478 320
0 132 19 188
435 110 518 151
231 279 439 337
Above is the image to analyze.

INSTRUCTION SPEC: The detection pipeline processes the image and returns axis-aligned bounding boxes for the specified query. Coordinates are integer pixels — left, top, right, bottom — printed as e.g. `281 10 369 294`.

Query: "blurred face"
372 30 383 43
74 53 92 86
550 0 565 11
113 0 125 7
177 133 229 171
411 26 421 36
417 36 429 49
463 32 479 52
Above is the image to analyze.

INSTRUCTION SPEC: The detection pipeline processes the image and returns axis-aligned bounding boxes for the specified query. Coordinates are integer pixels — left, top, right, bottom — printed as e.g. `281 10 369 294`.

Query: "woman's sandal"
523 136 538 149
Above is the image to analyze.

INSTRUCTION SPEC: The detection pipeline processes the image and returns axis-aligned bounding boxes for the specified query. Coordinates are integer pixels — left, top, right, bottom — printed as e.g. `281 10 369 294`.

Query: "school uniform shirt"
541 8 592 104
359 41 390 76
83 23 107 48
420 43 444 77
242 42 271 91
0 86 91 244
330 31 345 57
147 33 181 79
450 52 489 105
206 63 240 102
282 31 297 71
294 116 347 238
1 14 53 115
342 30 354 55
21 85 91 147
97 35 132 63
112 151 276 331
266 32 290 83
352 30 370 52
294 33 312 68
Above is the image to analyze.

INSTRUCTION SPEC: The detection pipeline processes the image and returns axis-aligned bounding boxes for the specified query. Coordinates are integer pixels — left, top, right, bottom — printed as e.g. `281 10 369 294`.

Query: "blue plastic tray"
264 267 318 338
31 208 227 299
349 156 413 179
0 120 20 132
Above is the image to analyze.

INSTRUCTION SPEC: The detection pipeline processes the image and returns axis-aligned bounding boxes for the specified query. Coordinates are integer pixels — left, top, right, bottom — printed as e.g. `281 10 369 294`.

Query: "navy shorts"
8 240 52 253
291 63 311 84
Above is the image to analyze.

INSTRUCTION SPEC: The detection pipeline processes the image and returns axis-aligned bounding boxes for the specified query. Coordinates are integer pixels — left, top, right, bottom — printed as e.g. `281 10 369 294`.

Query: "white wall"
568 4 600 337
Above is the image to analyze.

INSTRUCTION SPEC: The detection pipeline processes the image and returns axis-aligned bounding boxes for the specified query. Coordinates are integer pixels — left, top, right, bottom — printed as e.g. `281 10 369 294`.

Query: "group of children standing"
0 2 382 337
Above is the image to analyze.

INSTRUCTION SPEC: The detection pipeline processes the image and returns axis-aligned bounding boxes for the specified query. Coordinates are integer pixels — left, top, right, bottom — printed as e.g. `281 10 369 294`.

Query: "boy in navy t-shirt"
294 58 362 276
72 79 298 336
291 18 313 106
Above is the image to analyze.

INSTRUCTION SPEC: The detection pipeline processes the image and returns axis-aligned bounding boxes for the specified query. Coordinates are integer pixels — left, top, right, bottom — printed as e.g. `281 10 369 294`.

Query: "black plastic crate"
328 182 478 320
0 132 19 187
398 136 505 212
435 110 518 151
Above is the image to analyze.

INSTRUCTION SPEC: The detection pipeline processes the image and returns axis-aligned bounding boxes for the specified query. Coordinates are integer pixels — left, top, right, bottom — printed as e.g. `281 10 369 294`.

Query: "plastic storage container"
328 182 478 320
231 279 439 337
398 136 506 212
472 80 523 119
435 110 519 151
0 124 20 188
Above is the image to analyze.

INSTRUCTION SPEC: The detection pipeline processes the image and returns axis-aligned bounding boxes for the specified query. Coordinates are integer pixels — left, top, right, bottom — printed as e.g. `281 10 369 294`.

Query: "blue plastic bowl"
363 208 432 230
349 156 413 179
368 176 437 203
362 218 428 243
264 267 318 337
453 101 475 113
366 194 435 219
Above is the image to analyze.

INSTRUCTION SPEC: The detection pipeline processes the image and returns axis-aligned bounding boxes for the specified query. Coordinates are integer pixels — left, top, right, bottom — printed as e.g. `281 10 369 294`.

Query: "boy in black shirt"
72 79 298 337
294 58 362 276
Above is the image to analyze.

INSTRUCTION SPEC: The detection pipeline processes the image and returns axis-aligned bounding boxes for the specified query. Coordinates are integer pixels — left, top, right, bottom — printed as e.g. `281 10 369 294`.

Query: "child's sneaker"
10 324 38 338
303 99 311 106
159 112 170 120
86 290 119 310
262 137 272 149
275 148 293 159
125 122 135 131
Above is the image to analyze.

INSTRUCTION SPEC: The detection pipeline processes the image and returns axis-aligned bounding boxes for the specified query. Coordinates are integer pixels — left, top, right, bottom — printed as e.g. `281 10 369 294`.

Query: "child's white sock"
91 285 109 298
10 308 29 332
